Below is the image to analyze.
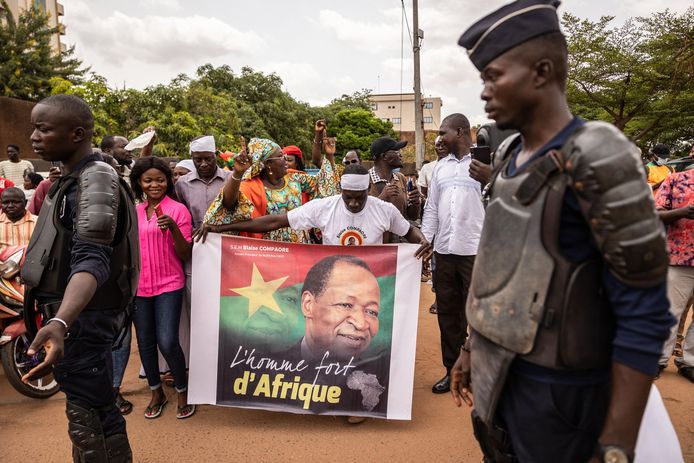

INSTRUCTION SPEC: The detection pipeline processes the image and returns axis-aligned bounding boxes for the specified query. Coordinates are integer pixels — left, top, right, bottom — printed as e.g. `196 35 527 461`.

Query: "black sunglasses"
343 159 359 165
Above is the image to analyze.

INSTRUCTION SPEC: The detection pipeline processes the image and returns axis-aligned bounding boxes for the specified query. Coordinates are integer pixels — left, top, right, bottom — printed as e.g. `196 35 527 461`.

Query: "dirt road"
1 284 692 462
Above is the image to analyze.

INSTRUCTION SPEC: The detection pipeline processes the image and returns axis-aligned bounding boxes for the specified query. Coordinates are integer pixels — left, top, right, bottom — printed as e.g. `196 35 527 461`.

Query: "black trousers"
53 309 127 438
434 252 475 372
495 369 609 462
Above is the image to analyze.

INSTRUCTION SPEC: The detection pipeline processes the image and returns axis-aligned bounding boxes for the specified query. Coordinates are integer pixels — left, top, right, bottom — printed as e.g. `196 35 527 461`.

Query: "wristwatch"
600 445 631 463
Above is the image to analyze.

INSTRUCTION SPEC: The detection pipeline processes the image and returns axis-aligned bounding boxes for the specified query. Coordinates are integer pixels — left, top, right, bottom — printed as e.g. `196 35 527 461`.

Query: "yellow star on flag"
230 264 289 318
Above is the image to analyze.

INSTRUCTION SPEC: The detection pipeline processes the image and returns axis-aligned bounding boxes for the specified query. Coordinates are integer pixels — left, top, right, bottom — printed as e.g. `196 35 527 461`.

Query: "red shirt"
0 177 15 198
654 170 694 267
28 179 52 215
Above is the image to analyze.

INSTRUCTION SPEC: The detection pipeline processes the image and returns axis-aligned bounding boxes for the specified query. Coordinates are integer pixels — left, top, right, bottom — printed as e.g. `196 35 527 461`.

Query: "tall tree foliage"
50 65 391 159
0 0 84 100
563 8 693 151
326 109 397 161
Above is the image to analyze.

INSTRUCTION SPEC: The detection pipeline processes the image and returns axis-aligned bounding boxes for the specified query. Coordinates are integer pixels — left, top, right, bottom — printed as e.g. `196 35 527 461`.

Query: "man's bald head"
441 113 471 132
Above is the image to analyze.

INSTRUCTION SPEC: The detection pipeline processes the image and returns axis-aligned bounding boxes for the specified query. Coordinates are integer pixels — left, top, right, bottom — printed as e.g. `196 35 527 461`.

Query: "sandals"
176 404 196 420
144 399 168 419
115 393 133 415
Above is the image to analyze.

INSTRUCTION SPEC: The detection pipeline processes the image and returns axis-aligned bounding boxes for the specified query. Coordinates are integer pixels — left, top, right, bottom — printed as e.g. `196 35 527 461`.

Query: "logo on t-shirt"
337 226 366 246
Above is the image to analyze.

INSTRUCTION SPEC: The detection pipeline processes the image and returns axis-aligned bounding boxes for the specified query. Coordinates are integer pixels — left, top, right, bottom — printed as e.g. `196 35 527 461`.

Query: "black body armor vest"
22 161 140 312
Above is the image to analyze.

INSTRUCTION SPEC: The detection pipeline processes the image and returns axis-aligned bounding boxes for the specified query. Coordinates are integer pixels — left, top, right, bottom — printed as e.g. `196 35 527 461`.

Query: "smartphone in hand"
471 146 492 165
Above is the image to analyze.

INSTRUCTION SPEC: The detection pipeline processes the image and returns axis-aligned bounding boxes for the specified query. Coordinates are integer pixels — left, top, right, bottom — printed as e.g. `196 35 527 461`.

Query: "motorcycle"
0 245 59 399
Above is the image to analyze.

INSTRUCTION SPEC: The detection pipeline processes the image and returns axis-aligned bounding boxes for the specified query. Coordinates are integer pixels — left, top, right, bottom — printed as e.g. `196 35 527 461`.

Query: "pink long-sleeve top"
136 195 192 297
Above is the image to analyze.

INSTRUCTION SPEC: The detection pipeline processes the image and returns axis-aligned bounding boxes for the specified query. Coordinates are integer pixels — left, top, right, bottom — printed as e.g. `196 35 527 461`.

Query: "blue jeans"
111 321 131 389
133 289 187 391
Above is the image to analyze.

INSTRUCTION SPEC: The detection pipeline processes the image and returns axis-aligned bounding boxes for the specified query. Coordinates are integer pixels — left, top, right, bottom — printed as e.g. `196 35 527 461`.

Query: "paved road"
1 284 692 462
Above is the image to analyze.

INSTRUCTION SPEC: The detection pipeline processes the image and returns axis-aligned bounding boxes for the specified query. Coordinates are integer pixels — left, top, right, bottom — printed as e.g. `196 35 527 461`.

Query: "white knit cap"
189 135 215 154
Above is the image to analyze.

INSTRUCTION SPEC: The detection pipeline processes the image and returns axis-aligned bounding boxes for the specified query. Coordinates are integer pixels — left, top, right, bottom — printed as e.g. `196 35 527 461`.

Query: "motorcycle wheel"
1 335 59 399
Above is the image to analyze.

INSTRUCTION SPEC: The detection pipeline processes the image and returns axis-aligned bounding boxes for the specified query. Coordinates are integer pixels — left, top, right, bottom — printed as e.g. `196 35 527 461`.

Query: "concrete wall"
0 96 36 162
369 94 443 132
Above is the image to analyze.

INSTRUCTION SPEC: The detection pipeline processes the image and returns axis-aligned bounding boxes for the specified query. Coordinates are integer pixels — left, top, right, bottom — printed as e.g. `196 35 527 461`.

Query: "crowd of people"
4 0 692 462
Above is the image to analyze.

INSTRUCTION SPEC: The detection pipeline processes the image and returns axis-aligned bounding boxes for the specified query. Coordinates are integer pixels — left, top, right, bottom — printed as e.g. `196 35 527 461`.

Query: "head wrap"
227 138 280 179
282 145 303 159
341 174 370 191
175 159 195 172
189 135 216 154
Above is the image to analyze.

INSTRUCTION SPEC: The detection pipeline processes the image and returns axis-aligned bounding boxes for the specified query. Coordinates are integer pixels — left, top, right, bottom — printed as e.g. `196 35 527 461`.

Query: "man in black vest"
21 94 139 462
451 2 674 462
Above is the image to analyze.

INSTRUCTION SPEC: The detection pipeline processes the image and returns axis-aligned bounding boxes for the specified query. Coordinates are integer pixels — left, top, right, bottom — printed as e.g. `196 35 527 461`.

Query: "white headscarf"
176 159 195 171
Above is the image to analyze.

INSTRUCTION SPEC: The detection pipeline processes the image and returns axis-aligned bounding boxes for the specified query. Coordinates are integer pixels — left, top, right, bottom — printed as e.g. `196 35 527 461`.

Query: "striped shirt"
0 160 33 186
0 210 37 254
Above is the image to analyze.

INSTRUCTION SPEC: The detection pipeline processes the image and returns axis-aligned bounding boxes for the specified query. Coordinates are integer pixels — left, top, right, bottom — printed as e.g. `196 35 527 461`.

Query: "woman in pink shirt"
130 157 195 419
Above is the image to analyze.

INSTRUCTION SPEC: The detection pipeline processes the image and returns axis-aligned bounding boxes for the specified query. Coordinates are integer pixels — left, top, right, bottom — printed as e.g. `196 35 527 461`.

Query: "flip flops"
176 404 196 420
144 399 168 419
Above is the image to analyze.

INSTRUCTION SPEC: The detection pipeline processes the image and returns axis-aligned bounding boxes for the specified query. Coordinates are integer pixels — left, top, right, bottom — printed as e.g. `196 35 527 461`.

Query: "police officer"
21 94 139 462
450 2 674 462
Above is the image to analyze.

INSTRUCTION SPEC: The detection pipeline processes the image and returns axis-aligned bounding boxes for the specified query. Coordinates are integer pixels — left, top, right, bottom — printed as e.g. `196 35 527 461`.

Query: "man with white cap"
195 164 432 257
174 135 231 230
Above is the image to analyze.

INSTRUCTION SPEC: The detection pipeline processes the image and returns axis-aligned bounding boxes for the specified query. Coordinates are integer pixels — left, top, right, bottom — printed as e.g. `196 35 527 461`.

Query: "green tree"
400 132 438 163
327 108 397 161
50 74 124 141
563 9 694 151
0 0 84 100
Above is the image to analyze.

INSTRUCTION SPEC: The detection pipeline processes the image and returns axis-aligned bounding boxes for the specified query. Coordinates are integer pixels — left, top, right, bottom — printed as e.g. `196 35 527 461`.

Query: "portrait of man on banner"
214 236 399 417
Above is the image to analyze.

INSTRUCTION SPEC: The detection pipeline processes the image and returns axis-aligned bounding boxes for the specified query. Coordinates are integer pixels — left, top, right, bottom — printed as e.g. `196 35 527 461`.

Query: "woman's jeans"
133 289 188 391
111 320 131 389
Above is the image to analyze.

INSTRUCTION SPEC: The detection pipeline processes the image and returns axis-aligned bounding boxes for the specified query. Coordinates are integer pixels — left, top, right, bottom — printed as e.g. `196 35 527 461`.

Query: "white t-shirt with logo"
287 195 411 245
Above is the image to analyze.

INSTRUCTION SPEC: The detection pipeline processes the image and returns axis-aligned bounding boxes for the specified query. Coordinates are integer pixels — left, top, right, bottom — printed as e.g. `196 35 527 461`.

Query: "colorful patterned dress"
204 159 339 243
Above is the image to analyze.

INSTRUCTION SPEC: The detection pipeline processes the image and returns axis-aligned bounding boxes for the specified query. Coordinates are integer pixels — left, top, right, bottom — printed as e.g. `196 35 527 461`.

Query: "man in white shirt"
421 113 485 394
197 164 432 258
1 145 34 186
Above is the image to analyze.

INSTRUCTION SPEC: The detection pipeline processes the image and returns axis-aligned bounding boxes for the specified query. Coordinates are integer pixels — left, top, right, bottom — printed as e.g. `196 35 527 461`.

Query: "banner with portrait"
189 234 422 420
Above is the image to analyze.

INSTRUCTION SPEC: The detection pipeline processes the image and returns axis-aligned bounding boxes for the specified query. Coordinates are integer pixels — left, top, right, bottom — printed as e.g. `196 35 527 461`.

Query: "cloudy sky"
62 0 689 125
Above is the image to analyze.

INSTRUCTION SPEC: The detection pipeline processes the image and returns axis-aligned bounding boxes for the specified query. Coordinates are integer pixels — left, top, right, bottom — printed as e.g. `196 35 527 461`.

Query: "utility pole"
412 0 424 169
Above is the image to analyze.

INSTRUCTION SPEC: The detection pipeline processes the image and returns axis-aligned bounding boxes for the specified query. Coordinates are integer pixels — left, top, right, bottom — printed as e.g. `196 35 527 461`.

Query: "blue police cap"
458 0 561 71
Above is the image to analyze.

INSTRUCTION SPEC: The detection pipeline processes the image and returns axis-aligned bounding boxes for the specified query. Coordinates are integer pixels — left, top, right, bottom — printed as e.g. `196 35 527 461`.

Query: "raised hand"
323 136 337 157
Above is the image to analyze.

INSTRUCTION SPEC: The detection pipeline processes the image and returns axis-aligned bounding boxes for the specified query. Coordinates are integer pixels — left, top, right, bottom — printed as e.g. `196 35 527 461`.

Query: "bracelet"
47 317 69 331
231 172 243 181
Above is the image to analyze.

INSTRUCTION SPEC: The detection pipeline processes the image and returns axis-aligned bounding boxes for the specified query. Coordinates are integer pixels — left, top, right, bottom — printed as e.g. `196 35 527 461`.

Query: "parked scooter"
0 245 59 398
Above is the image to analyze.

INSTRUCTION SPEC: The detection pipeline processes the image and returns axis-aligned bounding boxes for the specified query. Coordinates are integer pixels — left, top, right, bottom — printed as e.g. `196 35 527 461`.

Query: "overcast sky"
62 0 690 125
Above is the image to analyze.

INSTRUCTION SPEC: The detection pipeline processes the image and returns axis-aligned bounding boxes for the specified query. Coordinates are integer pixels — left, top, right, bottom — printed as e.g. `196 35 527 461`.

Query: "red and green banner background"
189 235 422 420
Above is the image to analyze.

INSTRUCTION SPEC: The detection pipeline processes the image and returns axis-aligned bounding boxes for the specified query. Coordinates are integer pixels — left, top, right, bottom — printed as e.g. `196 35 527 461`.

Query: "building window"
392 118 401 124
423 116 433 123
424 102 433 109
382 118 390 122
34 0 46 10
370 103 378 110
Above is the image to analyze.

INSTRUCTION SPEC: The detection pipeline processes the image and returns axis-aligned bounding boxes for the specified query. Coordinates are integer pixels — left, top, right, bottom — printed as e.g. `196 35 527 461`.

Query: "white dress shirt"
421 153 485 256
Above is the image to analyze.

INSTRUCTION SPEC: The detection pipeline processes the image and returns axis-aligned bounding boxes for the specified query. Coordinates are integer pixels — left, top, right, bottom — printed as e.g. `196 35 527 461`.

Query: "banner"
189 234 422 420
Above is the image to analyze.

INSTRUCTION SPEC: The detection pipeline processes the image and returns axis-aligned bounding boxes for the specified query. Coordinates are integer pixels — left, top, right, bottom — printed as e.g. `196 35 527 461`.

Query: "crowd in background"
3 112 692 423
